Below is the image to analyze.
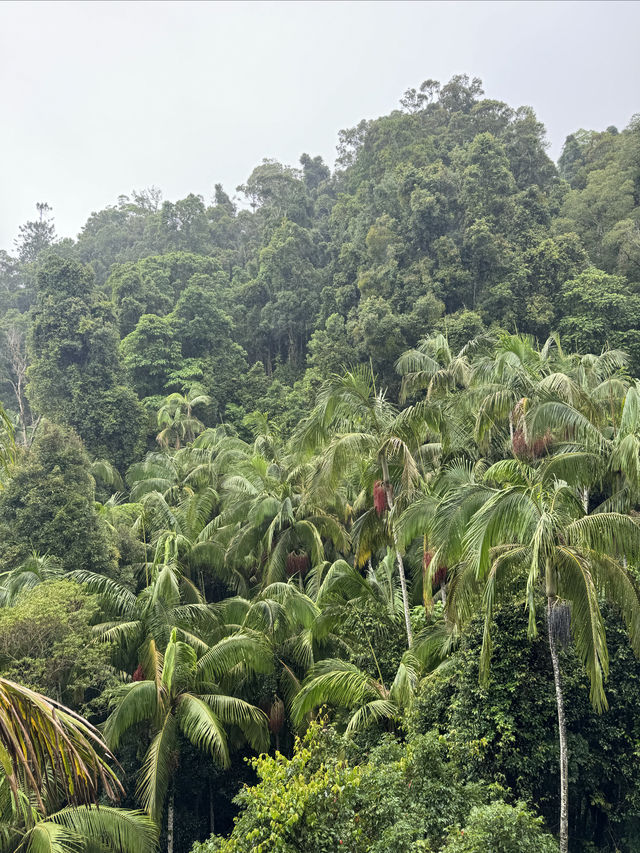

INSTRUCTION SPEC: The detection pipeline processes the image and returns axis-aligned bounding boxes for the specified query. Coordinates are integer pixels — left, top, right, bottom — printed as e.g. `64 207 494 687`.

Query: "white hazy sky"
1 0 639 251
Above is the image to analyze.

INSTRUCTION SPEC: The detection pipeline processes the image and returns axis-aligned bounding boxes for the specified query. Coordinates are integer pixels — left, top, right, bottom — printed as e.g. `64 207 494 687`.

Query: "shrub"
442 800 557 852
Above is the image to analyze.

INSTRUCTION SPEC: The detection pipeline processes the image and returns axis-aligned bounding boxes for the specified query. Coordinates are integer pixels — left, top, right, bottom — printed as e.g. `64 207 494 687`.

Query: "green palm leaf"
136 712 177 822
199 694 269 753
196 634 273 683
344 699 398 735
176 694 230 768
104 681 161 749
291 660 381 725
47 806 157 853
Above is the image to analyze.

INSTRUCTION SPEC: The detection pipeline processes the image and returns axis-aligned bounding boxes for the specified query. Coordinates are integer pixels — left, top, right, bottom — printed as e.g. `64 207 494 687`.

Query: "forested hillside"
0 75 640 853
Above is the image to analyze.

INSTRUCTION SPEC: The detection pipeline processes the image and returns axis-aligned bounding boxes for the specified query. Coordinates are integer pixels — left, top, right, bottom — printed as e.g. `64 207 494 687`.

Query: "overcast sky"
1 0 639 251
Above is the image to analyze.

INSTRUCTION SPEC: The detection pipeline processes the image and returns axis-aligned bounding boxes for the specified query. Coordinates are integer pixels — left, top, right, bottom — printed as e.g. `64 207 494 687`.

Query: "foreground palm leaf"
0 678 122 812
0 678 157 853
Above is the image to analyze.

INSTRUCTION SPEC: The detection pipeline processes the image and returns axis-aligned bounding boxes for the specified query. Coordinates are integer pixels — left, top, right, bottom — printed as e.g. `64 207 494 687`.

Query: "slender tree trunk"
167 788 175 853
14 377 27 446
380 455 413 647
5 328 29 446
209 777 215 836
581 486 589 514
422 535 429 610
26 415 41 449
547 596 569 853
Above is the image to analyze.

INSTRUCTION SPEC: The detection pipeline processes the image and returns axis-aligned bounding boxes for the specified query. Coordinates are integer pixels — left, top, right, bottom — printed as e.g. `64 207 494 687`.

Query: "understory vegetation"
0 75 640 852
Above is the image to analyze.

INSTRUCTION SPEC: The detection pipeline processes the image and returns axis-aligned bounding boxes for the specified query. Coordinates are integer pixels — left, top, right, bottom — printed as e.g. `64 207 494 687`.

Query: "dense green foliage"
192 724 494 853
1 76 640 853
0 422 117 573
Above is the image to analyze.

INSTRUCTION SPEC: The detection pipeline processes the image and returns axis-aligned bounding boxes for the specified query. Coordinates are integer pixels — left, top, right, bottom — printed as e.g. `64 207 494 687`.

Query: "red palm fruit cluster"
432 563 447 588
132 664 144 682
424 550 447 587
511 428 529 458
422 551 447 589
373 480 388 516
512 428 552 460
531 429 552 458
286 551 310 576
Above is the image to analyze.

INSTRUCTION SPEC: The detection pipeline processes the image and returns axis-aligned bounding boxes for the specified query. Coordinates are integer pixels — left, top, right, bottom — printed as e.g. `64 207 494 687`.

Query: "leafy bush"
442 800 557 852
0 579 116 714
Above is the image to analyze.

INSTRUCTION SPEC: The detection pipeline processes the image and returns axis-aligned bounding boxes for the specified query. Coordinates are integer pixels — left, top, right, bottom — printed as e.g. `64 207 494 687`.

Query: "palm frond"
196 634 273 683
104 681 161 749
47 806 157 853
198 695 269 753
291 660 381 725
136 712 177 822
176 694 230 768
555 546 608 711
345 700 398 735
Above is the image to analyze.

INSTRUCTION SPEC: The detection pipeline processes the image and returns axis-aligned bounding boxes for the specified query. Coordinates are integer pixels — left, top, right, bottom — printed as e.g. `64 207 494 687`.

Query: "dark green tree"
0 422 117 575
28 255 146 469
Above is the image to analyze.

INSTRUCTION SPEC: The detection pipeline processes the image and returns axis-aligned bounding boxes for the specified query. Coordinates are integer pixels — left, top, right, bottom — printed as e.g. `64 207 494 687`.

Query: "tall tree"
442 459 640 853
0 422 116 575
299 366 422 646
105 629 270 852
14 202 56 263
28 255 146 469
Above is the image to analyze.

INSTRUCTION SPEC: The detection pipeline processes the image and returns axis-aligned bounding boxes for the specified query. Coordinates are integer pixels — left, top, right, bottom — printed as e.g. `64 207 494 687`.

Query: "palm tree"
156 389 212 449
297 366 423 646
104 629 271 852
606 380 640 509
442 458 640 853
209 581 328 745
71 560 210 670
466 332 563 452
291 651 419 735
524 352 630 513
396 331 476 402
218 442 348 593
124 445 230 590
0 677 157 853
291 558 427 733
0 551 63 606
127 447 216 504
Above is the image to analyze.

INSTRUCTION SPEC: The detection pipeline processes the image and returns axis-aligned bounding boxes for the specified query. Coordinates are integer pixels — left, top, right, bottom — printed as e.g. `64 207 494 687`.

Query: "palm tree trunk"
422 535 429 610
547 596 569 853
380 455 413 647
394 542 413 647
167 788 175 853
209 777 215 836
